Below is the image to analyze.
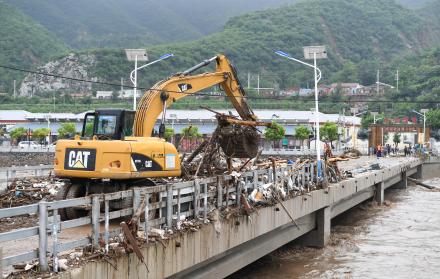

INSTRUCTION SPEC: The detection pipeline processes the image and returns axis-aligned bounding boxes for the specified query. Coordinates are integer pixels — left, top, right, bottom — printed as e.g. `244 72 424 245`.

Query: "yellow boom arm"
133 55 256 137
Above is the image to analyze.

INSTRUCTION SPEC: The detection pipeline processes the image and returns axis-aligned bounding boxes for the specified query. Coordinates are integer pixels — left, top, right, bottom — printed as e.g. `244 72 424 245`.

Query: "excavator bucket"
217 125 260 158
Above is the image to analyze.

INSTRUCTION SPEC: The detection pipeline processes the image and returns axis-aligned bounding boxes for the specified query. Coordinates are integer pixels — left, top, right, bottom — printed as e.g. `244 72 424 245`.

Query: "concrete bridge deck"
53 157 433 279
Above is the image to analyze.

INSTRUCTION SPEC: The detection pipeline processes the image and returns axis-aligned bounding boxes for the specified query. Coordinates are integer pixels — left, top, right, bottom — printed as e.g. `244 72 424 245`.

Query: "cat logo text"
64 148 96 171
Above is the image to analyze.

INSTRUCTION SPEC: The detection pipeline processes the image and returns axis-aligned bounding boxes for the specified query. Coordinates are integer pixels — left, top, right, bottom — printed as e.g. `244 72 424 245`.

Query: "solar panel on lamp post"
275 46 327 180
124 50 174 111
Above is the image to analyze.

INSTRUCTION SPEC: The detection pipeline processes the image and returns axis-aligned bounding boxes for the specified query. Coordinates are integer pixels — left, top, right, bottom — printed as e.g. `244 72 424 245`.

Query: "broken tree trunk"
407 177 435 190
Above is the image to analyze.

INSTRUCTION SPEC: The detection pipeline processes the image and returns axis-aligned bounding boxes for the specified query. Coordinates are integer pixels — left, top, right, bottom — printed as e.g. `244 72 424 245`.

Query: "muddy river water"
230 178 440 279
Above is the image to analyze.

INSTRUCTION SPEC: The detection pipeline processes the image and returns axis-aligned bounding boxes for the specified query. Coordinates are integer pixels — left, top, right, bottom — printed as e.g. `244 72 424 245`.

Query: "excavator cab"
81 109 135 140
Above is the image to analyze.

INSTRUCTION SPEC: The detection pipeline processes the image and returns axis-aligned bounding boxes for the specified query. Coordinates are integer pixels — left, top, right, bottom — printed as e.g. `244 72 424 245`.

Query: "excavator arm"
133 55 257 137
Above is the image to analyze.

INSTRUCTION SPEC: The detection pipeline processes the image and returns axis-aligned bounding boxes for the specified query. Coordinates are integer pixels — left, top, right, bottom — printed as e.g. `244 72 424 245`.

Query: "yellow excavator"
54 55 264 219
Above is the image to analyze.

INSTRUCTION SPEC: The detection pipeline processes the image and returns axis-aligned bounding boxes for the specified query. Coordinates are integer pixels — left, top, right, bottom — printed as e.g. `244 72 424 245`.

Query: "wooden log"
407 177 435 190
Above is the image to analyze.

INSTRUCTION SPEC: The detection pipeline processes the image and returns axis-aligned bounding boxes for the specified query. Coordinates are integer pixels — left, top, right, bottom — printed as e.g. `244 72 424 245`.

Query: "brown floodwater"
230 178 440 279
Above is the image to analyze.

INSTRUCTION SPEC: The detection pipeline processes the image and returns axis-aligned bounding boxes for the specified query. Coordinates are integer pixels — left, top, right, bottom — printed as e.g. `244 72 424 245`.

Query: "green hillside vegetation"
378 47 440 115
2 0 440 116
6 0 300 49
81 0 439 92
0 1 68 92
5 0 430 50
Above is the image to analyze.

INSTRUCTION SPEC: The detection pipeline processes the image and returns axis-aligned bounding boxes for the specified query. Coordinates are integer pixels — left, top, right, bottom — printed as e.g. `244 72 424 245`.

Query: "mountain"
0 1 68 92
89 0 440 87
16 0 440 97
6 0 301 49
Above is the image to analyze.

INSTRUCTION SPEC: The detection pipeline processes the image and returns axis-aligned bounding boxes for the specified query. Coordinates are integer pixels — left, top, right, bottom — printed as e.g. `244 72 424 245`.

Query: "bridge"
0 157 437 278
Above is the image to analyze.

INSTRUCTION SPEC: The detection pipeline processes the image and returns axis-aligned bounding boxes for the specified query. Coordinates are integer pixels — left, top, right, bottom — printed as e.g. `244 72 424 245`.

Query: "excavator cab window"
81 109 135 140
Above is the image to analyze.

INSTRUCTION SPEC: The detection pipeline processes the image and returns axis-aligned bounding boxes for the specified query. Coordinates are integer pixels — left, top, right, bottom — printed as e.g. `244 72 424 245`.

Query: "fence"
0 146 55 153
0 162 315 272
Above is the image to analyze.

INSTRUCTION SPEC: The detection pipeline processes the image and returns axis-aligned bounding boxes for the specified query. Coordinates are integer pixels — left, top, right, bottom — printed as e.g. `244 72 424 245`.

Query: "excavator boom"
134 55 257 138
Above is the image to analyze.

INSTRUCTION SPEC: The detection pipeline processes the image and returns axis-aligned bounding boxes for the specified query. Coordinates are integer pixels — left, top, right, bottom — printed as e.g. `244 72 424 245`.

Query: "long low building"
0 109 361 149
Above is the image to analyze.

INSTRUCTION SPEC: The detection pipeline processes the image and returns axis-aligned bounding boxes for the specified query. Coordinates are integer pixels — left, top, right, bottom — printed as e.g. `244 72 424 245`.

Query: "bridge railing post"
203 183 208 222
144 193 149 241
91 195 100 248
253 170 258 189
216 176 223 208
194 180 200 218
38 201 48 272
166 184 173 228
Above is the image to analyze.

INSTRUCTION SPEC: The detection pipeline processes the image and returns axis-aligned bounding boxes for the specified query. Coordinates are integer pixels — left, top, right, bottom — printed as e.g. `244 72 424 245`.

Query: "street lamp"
275 46 327 179
125 50 174 110
44 114 51 144
412 109 429 146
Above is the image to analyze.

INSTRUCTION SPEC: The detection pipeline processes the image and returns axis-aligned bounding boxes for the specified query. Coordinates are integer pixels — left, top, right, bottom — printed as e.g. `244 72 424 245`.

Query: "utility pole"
247 72 250 89
395 70 399 91
257 75 260 95
121 77 124 98
376 69 380 95
13 80 16 99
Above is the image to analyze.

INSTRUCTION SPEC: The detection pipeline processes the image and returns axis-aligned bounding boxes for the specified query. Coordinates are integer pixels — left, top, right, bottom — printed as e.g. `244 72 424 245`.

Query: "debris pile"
0 177 66 208
343 163 382 178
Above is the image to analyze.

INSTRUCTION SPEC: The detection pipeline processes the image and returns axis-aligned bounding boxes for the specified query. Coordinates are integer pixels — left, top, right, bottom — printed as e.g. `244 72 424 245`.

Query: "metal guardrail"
262 148 345 156
0 146 55 153
0 163 315 272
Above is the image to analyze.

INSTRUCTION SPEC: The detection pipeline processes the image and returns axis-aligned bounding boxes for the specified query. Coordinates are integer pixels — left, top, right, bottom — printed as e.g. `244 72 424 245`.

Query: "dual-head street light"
275 46 327 180
125 49 174 110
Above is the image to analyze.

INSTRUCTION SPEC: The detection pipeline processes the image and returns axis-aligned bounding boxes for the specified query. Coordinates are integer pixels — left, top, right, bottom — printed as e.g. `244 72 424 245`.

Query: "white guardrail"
0 146 55 153
0 163 316 272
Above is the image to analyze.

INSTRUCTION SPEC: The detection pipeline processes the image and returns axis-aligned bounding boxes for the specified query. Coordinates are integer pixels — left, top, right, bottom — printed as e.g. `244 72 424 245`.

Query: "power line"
1 64 439 104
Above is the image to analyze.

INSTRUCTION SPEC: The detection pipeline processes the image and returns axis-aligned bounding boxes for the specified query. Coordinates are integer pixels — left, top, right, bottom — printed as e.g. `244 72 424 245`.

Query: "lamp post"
275 46 327 179
413 109 429 146
125 50 174 110
169 113 177 144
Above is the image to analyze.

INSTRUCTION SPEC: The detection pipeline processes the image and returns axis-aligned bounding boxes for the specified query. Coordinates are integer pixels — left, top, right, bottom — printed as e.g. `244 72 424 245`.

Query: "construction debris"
0 177 66 208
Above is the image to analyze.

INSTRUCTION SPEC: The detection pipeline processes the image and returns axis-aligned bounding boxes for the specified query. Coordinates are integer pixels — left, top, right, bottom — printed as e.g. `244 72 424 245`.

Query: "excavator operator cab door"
81 109 135 140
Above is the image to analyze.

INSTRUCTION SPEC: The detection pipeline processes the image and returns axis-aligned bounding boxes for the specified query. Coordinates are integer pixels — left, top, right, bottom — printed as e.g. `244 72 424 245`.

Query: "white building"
95 91 113 99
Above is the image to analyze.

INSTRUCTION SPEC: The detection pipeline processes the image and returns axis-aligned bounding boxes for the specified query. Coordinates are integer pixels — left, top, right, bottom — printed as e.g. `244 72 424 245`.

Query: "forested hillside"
80 0 440 91
0 1 67 92
6 0 430 49
6 0 300 49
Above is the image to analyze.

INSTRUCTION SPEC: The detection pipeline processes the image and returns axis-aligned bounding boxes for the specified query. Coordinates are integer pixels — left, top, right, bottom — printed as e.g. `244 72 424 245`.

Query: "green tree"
181 126 202 151
393 133 401 147
181 126 202 139
384 133 390 144
320 122 338 147
294 125 310 148
32 128 50 142
164 127 174 142
264 121 285 148
58 123 77 138
9 127 27 141
85 123 94 137
427 109 440 130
